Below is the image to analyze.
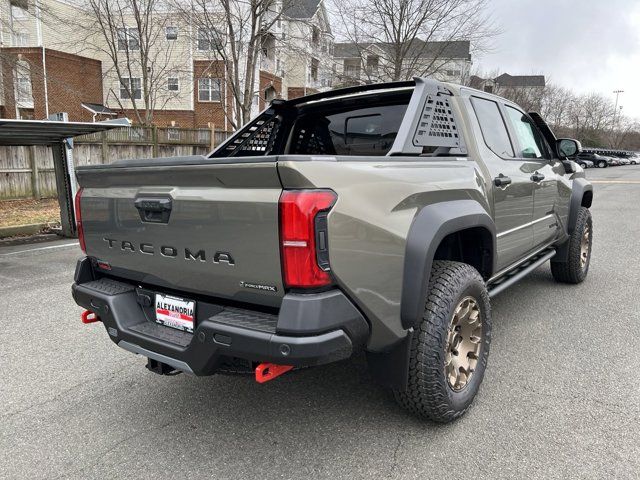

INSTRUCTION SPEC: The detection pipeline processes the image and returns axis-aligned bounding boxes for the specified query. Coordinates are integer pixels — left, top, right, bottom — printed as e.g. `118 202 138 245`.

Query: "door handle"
494 175 512 187
530 173 545 182
134 197 172 212
134 196 172 223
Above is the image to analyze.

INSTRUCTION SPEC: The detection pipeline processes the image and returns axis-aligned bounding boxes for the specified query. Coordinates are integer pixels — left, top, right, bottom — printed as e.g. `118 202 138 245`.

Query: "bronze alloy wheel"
580 222 591 269
445 296 482 391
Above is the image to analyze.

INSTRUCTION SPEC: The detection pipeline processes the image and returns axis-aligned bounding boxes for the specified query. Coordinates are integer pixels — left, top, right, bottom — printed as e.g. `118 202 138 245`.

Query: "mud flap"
366 331 413 391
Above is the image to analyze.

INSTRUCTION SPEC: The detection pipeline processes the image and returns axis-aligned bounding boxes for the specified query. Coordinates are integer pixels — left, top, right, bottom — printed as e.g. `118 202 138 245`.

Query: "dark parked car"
573 152 609 168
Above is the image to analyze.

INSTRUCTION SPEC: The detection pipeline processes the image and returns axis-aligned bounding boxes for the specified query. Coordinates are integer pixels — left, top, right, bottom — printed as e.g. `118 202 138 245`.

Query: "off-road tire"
551 207 592 284
393 261 491 423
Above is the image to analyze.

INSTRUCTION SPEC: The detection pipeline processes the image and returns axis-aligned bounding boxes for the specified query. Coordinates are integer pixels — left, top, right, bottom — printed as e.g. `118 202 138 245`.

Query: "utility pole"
613 89 624 127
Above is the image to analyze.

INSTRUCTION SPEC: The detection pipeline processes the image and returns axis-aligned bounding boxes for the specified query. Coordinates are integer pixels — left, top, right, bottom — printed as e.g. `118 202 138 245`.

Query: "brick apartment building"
0 47 103 121
0 0 331 130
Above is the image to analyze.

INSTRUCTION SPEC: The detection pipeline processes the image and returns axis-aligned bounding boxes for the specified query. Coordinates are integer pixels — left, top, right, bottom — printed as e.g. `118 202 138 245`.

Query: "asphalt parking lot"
1 165 639 479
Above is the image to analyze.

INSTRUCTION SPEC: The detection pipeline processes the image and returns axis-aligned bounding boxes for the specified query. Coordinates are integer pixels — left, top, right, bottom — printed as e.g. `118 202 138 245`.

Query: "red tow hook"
81 310 100 324
255 363 293 383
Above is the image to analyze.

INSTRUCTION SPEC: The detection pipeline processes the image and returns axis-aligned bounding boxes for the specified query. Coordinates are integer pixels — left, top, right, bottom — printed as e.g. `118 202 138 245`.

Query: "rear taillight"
75 187 86 254
279 189 337 289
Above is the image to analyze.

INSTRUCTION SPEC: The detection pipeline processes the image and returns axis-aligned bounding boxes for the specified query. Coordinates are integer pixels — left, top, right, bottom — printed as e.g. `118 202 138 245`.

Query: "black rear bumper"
71 258 369 375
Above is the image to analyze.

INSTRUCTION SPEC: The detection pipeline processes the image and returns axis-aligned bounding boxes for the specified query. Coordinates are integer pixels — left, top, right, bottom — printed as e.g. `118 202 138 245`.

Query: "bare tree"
332 0 498 84
539 84 574 128
608 117 639 149
172 0 300 129
55 0 188 125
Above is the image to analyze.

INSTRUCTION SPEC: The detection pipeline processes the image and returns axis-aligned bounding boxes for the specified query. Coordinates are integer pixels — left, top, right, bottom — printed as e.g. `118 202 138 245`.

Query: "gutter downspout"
35 0 49 118
41 47 49 119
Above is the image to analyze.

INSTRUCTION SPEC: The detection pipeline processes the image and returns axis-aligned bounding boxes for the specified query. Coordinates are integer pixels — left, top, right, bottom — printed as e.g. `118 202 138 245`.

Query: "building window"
366 55 379 75
344 60 360 78
198 78 221 102
310 58 318 82
312 26 320 45
18 108 34 120
15 67 32 102
11 32 28 46
167 76 179 91
120 77 142 100
10 1 28 20
166 26 178 40
198 28 221 51
264 86 277 103
261 33 275 60
117 28 139 51
16 75 32 101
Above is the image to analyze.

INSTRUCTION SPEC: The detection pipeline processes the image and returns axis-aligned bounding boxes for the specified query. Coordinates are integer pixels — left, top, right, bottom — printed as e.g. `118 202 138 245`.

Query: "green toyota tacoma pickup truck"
72 78 593 422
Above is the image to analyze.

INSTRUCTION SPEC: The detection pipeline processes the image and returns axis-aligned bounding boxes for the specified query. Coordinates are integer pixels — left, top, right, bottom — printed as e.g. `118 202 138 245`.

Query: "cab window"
471 97 514 158
290 102 409 156
504 106 550 159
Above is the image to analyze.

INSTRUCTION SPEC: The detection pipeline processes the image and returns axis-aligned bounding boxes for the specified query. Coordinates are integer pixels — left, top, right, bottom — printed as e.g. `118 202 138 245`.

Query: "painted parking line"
0 241 79 256
589 180 640 184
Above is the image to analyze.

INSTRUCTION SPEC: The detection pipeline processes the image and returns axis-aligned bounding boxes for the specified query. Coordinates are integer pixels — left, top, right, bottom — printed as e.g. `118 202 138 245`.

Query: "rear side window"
471 97 514 158
289 102 408 156
504 106 550 159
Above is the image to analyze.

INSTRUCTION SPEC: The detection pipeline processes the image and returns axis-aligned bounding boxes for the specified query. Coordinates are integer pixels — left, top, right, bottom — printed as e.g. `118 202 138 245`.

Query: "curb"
0 223 47 239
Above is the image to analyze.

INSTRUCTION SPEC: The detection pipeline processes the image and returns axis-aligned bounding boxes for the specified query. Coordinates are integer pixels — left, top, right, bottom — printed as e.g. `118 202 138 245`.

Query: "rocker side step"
488 249 556 297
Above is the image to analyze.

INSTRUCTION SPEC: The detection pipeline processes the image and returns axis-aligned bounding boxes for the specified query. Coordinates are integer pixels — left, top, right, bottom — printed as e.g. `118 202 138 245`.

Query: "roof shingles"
283 0 321 19
334 40 471 60
495 73 546 87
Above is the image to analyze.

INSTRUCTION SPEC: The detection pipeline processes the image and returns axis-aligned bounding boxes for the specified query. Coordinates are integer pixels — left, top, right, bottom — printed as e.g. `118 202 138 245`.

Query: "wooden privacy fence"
0 126 232 200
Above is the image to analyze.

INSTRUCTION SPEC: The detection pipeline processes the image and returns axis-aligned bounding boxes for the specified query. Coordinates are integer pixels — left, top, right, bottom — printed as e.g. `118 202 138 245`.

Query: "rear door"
77 157 285 308
470 96 534 270
503 106 563 248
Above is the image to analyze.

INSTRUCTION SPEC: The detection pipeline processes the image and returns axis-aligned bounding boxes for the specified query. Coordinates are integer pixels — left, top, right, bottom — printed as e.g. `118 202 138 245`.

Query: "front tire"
551 207 592 284
597 160 607 168
393 261 491 423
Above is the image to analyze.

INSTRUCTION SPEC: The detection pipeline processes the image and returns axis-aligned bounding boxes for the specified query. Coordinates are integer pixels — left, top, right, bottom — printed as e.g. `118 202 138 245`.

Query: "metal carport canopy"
0 118 130 237
0 118 128 145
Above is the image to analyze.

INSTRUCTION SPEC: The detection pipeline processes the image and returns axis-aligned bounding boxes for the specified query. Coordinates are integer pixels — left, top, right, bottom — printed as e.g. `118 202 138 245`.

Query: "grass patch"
0 198 60 227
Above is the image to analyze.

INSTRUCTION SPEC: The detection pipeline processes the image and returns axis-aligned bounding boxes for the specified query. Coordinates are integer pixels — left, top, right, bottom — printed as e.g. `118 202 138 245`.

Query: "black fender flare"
552 177 593 263
400 200 496 330
567 178 593 234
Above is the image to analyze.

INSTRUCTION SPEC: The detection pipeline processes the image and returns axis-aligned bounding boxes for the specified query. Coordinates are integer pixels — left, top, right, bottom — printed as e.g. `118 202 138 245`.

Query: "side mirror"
557 138 582 159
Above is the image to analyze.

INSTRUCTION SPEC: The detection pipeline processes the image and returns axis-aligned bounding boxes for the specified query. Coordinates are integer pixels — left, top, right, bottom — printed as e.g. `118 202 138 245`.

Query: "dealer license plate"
155 294 196 333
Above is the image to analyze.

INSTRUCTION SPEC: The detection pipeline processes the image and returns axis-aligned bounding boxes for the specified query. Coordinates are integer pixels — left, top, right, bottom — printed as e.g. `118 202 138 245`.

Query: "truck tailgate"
76 157 284 308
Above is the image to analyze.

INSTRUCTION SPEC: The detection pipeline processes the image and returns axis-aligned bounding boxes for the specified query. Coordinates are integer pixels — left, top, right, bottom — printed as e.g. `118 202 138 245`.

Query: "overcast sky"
478 0 640 119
